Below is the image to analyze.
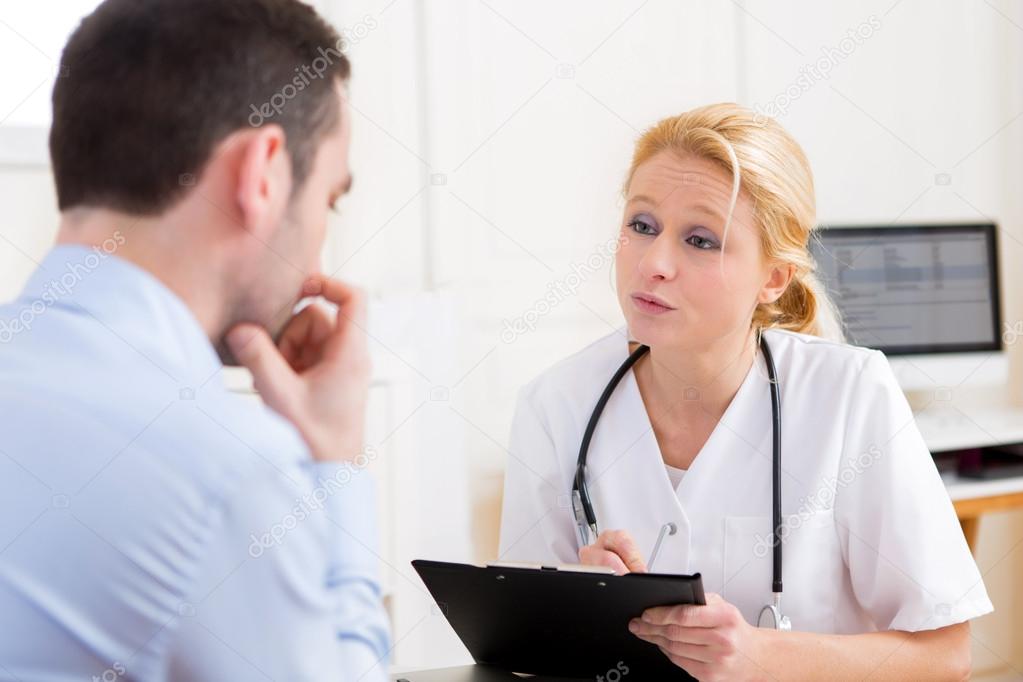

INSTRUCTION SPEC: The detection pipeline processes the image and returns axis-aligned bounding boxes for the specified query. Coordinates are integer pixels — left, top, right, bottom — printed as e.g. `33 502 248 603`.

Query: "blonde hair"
624 103 844 341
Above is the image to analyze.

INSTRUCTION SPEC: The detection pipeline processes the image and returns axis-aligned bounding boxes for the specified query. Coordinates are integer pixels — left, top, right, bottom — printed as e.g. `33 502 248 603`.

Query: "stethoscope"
571 333 791 631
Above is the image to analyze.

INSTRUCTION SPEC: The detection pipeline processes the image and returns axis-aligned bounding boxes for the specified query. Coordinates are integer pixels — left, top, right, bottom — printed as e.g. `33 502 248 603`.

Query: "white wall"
322 0 1023 673
1 0 1021 675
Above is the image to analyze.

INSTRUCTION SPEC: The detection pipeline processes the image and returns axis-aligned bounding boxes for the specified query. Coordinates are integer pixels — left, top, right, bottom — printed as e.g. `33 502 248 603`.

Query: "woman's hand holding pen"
579 528 763 680
578 529 648 574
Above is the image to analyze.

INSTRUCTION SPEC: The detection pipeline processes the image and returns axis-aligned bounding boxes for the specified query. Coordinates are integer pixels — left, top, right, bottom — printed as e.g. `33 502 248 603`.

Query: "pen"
647 522 677 572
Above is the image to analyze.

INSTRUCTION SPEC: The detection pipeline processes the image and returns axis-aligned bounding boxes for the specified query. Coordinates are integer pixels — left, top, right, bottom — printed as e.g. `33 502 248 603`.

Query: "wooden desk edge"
953 491 1023 552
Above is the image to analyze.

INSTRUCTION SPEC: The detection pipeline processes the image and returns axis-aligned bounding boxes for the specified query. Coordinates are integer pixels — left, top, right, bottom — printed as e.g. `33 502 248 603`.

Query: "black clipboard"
411 560 705 680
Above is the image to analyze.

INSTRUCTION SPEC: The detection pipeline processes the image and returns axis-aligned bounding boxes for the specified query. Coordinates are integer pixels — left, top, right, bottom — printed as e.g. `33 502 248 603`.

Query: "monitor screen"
810 224 1002 355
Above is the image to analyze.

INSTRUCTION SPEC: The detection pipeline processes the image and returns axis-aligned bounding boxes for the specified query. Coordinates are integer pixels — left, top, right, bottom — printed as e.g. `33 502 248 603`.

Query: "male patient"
0 0 390 679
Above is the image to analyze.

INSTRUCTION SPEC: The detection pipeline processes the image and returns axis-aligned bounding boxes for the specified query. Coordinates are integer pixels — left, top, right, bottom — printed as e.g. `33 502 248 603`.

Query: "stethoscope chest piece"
574 333 793 631
757 594 791 631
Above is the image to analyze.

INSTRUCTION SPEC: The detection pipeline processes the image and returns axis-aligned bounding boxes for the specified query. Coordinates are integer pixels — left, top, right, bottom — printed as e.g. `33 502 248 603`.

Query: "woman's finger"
578 545 629 574
629 618 720 645
634 633 714 664
597 530 647 573
642 602 725 628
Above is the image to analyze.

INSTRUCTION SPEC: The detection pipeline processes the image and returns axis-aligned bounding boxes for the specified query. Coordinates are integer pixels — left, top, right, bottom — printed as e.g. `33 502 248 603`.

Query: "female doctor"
498 103 992 680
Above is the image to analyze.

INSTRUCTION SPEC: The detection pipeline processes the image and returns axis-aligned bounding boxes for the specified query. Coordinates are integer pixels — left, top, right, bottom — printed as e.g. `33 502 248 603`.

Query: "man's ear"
235 124 291 240
759 262 796 305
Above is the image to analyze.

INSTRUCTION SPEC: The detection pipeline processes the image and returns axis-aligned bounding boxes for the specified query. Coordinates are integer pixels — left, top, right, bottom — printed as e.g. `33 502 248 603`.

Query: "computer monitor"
811 223 1005 390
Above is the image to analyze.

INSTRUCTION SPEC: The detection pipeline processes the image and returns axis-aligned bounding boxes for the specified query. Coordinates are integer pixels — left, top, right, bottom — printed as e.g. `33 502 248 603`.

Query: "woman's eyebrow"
690 202 725 219
626 196 728 228
679 202 736 223
627 195 727 215
626 194 658 206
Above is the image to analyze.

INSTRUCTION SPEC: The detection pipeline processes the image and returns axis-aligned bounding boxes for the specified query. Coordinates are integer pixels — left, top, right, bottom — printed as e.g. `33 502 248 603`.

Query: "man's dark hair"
50 0 350 215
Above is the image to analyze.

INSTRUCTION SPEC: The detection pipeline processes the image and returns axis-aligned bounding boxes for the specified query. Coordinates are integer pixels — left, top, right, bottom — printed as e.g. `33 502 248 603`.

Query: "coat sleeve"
498 387 580 565
834 350 993 632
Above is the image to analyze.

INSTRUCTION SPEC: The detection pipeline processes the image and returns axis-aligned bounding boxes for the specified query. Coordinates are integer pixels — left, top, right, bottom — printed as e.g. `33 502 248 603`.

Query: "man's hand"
226 275 370 462
629 592 766 682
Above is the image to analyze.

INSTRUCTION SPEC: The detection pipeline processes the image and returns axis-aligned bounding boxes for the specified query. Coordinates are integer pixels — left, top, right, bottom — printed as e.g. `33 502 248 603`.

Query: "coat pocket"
723 510 840 630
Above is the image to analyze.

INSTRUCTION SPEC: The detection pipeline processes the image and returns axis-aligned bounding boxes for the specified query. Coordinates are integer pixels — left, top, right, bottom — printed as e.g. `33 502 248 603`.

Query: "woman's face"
615 151 786 351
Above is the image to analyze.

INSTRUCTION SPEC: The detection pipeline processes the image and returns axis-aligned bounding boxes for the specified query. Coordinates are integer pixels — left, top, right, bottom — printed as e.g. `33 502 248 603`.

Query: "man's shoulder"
197 388 313 475
0 358 311 500
139 384 313 492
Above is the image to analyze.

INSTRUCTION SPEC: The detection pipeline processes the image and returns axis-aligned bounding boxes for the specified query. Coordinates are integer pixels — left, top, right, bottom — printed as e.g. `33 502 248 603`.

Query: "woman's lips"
631 293 674 315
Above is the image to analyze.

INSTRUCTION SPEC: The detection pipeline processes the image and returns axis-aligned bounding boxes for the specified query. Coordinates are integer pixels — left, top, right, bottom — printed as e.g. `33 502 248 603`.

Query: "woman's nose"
637 234 677 281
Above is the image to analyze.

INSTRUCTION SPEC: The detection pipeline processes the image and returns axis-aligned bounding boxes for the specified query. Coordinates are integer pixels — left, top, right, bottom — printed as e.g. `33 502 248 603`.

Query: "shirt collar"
20 244 222 385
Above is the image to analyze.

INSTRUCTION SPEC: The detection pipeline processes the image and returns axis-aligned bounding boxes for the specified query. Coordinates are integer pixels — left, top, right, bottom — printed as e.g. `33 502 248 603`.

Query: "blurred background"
1 0 1022 677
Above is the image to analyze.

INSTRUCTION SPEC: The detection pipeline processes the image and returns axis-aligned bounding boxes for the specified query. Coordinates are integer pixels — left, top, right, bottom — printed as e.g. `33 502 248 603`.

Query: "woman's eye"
628 219 657 235
686 234 718 250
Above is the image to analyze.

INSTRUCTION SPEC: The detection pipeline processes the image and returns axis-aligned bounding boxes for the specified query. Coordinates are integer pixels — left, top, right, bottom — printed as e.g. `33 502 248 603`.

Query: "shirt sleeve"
165 459 390 681
498 388 579 565
319 462 392 680
834 350 993 632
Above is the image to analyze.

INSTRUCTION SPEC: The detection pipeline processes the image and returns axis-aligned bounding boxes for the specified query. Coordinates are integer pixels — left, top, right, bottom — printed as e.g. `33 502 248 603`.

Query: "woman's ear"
759 262 796 305
235 124 292 241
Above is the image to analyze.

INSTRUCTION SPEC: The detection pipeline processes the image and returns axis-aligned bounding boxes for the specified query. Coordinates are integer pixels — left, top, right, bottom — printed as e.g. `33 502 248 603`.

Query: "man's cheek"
311 216 329 268
289 202 327 266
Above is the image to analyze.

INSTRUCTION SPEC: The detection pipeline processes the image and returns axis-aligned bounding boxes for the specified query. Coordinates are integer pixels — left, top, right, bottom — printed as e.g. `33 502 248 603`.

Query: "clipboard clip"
485 561 616 575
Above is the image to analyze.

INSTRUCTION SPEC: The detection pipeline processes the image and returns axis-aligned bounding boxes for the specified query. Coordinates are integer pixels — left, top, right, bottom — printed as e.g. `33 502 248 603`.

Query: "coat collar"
582 333 775 571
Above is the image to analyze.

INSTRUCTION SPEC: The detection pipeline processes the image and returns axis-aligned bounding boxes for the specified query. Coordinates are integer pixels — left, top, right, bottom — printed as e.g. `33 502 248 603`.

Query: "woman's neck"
633 326 758 467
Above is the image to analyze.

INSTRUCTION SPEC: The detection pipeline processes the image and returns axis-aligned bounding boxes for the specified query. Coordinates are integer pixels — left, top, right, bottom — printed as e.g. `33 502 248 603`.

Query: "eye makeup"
625 213 721 251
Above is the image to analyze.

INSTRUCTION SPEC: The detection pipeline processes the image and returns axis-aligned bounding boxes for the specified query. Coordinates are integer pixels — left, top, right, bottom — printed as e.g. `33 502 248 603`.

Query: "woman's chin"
625 316 673 347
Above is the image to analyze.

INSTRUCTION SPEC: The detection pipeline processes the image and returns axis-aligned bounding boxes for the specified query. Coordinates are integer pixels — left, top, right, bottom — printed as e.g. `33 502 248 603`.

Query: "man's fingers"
598 530 647 573
279 304 333 371
306 276 366 326
226 323 297 408
304 276 367 358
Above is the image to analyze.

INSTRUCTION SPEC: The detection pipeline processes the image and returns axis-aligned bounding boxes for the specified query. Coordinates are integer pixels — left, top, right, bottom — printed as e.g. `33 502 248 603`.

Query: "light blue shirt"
0 245 390 681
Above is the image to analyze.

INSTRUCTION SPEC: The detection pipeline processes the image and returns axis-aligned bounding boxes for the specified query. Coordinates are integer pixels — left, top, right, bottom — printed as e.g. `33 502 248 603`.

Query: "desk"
945 474 1023 551
391 666 580 681
917 406 1023 551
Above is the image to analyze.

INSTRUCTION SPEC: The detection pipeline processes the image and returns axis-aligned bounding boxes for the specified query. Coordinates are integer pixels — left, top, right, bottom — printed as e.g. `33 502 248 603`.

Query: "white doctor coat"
498 328 993 634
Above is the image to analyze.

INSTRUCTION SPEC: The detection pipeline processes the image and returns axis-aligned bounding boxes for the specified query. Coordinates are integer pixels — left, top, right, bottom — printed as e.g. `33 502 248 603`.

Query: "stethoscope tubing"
573 333 784 599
